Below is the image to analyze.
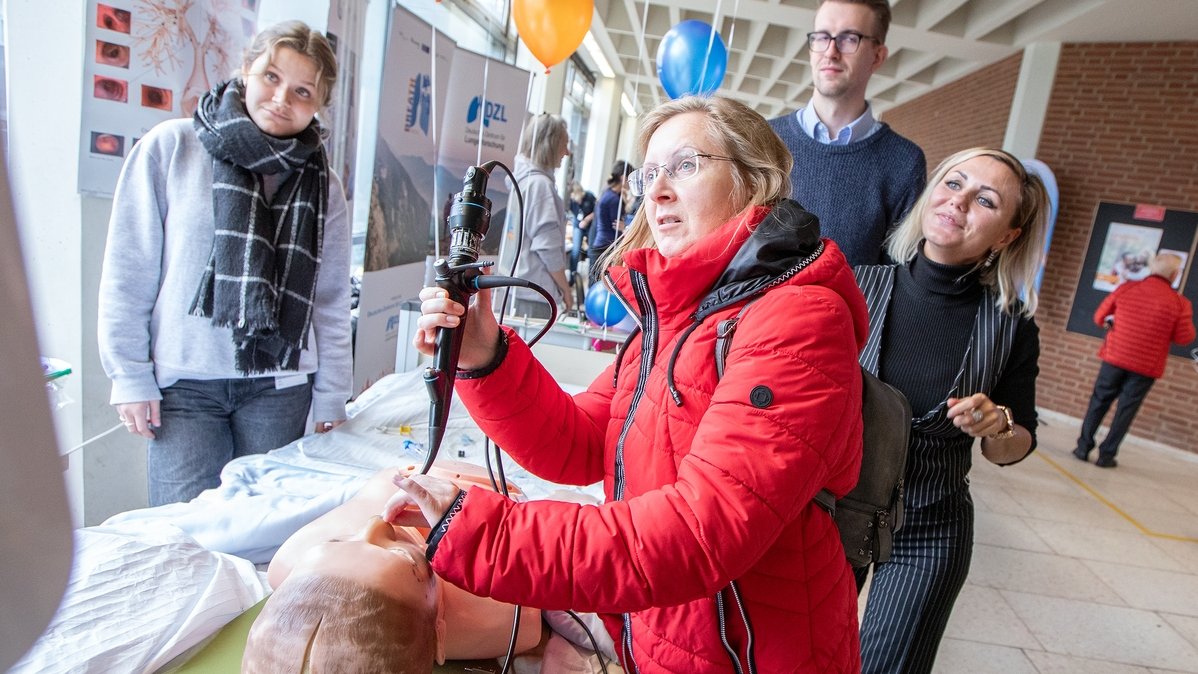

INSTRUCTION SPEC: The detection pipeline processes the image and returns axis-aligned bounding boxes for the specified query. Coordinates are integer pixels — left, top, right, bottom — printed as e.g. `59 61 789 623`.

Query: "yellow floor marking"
1037 452 1198 544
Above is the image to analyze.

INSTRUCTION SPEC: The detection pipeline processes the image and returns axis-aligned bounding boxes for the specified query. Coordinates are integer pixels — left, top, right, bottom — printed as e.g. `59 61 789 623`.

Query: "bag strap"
714 298 759 379
714 297 837 516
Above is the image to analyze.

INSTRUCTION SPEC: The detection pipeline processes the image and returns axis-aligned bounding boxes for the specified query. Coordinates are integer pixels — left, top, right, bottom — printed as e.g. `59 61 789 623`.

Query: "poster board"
324 0 368 204
1066 201 1198 357
352 4 455 395
353 6 531 396
436 47 530 260
78 0 259 197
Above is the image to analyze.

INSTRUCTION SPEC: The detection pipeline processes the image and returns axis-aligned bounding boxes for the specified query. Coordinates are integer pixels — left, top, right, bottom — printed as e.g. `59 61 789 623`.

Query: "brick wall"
881 53 1022 171
884 42 1198 452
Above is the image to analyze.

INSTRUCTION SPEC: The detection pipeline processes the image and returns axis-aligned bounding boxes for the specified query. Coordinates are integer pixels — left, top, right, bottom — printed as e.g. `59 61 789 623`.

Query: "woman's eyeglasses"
627 152 736 196
806 31 879 54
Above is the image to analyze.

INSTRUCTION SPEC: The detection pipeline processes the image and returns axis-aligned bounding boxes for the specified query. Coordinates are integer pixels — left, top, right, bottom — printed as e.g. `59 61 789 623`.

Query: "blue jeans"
148 376 312 505
569 224 590 277
1076 362 1156 460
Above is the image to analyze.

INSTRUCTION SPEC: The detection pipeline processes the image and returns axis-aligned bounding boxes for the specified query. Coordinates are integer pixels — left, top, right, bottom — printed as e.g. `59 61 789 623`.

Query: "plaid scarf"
190 79 328 374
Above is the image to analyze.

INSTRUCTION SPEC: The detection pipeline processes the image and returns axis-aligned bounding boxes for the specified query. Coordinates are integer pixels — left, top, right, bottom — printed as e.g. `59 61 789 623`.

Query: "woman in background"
587 159 631 287
854 147 1049 674
98 21 352 506
567 181 597 289
503 113 574 320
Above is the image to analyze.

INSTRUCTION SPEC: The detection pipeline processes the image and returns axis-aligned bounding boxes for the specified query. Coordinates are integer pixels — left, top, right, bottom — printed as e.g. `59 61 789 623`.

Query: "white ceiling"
582 0 1198 119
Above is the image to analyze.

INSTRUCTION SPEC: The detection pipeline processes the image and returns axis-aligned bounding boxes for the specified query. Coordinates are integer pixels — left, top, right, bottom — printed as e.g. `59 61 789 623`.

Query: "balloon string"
430 20 442 260
700 0 725 93
727 0 742 65
628 0 651 111
495 69 537 295
477 55 492 167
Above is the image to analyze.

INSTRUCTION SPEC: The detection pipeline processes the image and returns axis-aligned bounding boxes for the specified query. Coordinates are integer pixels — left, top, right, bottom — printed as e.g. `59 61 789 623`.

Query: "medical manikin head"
242 517 444 673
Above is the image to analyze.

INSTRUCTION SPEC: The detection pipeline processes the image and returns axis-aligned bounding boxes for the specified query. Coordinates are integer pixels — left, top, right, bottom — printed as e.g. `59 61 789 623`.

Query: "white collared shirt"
797 104 882 145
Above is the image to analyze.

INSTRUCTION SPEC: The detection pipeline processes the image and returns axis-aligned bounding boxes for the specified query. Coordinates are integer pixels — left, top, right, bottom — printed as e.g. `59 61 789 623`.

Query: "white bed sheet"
13 369 604 673
10 522 269 674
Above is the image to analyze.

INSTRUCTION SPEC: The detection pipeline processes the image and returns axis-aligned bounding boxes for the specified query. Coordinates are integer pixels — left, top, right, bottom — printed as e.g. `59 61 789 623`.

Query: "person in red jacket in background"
392 95 867 673
1074 252 1196 468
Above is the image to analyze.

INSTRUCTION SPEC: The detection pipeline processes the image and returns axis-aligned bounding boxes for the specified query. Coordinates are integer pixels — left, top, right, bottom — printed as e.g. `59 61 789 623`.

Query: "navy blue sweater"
769 113 926 266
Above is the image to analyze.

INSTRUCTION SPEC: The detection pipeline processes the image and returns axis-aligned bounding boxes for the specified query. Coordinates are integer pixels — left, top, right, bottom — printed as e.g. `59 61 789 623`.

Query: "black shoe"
1095 456 1118 468
1072 447 1090 462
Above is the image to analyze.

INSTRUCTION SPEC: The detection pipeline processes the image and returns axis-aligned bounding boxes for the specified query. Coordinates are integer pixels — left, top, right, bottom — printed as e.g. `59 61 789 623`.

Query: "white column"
1003 41 1061 159
582 75 625 190
6 0 98 525
523 64 568 116
616 108 639 164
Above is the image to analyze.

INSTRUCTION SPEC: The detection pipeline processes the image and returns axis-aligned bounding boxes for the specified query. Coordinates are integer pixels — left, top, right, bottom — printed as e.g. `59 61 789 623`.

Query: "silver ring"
971 408 984 423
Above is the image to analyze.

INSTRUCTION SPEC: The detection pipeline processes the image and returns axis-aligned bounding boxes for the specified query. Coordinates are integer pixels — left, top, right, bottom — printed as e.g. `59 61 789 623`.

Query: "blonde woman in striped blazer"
853 147 1050 674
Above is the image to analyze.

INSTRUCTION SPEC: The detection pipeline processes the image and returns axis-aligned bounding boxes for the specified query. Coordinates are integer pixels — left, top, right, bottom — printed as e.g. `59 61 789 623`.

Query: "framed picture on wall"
1067 201 1198 357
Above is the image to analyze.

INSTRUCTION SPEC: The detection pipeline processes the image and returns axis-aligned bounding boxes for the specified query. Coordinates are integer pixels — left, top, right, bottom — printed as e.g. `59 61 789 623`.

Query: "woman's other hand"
412 284 500 370
949 394 1032 465
946 394 1004 438
382 472 464 528
116 401 160 439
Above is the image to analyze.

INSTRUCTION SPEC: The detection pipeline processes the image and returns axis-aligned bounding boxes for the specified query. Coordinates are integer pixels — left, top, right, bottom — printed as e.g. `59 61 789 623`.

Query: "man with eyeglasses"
769 0 926 266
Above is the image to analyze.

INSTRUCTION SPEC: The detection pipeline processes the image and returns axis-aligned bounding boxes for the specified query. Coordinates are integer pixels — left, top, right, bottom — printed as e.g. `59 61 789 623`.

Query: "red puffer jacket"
440 201 868 673
1096 274 1195 379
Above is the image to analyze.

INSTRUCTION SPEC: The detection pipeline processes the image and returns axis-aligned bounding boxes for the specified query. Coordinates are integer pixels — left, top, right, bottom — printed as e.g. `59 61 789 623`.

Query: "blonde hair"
598 96 792 273
886 147 1050 316
242 20 338 108
243 574 438 673
519 113 569 172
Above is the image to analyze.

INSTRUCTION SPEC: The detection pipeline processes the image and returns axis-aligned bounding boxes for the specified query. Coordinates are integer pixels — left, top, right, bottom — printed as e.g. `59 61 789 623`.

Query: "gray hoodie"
96 118 353 421
501 154 568 310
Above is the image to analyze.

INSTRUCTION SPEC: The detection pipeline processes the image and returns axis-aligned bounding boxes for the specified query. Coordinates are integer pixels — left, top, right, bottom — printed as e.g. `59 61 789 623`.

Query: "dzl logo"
467 96 508 128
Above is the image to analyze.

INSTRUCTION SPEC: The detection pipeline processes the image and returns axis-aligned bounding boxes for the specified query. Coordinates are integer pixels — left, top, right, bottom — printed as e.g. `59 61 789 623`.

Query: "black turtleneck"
879 252 986 416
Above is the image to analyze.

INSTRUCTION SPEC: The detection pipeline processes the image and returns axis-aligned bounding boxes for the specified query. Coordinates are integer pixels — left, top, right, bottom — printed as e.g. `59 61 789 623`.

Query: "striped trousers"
855 490 974 674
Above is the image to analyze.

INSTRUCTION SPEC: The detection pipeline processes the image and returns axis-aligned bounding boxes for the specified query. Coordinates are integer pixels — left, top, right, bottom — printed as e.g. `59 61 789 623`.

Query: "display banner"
78 0 258 196
435 47 530 262
324 0 367 204
353 5 454 394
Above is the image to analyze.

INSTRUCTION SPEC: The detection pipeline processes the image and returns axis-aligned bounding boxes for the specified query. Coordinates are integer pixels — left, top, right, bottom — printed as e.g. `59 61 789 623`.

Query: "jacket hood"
694 199 824 319
606 199 868 400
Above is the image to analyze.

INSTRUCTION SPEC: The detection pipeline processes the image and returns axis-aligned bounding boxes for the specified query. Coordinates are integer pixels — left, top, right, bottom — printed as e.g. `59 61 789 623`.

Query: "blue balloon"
584 284 628 327
656 20 727 99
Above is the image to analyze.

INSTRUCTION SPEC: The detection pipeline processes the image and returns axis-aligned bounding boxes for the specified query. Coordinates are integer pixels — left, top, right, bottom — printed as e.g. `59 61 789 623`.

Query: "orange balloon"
512 0 593 71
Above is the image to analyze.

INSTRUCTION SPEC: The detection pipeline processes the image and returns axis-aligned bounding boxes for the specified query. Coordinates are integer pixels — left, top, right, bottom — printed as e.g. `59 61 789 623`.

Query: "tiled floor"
864 411 1198 673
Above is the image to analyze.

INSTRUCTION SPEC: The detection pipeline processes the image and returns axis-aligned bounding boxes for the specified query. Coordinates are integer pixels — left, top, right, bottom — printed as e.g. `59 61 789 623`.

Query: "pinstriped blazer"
855 265 1019 509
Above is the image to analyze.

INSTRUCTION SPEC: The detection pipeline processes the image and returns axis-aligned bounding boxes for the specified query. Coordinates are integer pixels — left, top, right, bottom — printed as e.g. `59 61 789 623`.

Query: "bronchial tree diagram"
134 0 237 116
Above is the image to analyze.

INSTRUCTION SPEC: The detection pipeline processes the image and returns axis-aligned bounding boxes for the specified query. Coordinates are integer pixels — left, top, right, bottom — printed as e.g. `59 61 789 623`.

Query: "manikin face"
241 46 321 138
809 1 888 102
921 155 1023 266
290 516 437 607
641 112 741 258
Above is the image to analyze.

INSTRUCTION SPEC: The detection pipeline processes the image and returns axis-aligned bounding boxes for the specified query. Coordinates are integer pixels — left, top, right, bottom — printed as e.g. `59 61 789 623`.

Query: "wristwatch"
988 405 1017 440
